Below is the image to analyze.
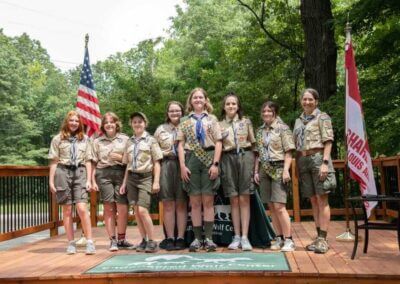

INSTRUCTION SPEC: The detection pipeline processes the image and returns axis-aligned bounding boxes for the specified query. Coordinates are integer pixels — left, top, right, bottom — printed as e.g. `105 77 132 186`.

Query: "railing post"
90 191 98 227
291 159 301 222
50 191 58 237
379 158 387 220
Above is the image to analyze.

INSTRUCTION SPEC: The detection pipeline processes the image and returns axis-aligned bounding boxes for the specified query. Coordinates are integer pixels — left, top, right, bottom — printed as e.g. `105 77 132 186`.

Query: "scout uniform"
92 133 129 204
256 117 295 204
293 108 336 198
122 131 163 209
48 133 91 205
176 111 222 195
219 115 256 197
154 123 186 201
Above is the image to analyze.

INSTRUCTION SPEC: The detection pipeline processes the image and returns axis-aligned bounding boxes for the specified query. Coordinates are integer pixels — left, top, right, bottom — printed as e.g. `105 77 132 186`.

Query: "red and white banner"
345 42 377 217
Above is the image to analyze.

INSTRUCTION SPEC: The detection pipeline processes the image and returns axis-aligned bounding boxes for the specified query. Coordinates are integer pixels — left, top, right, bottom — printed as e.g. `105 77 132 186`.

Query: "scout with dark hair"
293 88 337 254
48 110 95 255
91 112 134 251
154 101 187 251
219 92 256 251
254 101 296 252
177 87 222 252
119 112 163 253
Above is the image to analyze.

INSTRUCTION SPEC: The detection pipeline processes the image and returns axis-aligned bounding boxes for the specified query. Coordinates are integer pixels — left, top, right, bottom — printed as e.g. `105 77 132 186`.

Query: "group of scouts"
48 87 336 255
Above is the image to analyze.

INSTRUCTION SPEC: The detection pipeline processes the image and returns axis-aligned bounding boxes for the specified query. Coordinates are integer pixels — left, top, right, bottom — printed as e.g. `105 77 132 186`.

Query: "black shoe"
117 239 135 250
165 238 175 251
159 238 168 249
175 238 186 250
136 239 147 252
145 240 158 253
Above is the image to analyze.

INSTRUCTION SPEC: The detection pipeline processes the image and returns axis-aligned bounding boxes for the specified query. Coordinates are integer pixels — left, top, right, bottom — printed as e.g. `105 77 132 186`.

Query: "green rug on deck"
86 252 290 273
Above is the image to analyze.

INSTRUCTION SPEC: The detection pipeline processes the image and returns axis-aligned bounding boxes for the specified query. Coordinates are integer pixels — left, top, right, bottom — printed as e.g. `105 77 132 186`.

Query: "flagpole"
336 19 356 242
85 33 89 48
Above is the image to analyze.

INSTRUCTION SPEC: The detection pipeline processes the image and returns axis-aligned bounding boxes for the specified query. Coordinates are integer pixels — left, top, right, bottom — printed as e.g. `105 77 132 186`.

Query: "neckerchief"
295 108 321 150
190 113 207 146
132 136 145 170
68 136 79 167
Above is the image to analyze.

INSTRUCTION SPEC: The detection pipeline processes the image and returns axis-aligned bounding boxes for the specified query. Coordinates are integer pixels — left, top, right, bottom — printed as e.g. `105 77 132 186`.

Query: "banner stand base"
335 228 360 242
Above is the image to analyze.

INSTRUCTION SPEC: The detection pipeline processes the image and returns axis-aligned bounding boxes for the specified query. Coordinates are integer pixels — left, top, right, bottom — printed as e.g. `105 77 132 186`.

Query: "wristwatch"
323 159 329 165
213 161 219 167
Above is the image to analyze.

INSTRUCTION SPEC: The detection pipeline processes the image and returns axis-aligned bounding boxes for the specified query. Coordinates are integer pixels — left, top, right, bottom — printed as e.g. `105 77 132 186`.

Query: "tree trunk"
300 0 337 101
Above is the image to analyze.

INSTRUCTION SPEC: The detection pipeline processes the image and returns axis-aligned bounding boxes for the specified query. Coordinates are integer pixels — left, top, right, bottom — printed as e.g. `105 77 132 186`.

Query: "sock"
118 233 126 240
319 230 327 239
285 236 293 240
193 226 203 240
317 227 321 237
277 234 284 240
204 221 214 239
110 236 116 240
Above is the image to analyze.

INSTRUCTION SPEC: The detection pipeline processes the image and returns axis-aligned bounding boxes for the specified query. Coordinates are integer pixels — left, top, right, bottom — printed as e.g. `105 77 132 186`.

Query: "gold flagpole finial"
85 34 89 48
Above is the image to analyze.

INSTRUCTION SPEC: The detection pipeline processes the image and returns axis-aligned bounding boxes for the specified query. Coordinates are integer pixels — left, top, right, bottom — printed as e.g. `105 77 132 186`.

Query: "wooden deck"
0 221 399 284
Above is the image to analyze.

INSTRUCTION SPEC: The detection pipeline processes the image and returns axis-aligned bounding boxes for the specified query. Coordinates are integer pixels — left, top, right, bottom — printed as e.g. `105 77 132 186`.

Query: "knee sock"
204 221 214 239
319 230 327 239
193 226 203 240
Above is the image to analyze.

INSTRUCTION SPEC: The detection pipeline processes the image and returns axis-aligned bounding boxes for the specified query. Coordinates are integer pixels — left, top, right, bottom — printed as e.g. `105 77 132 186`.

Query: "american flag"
76 46 101 137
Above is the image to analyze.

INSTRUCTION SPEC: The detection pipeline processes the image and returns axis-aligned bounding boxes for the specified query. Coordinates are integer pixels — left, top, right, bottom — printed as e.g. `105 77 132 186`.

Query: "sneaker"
66 241 76 255
109 238 118 252
165 238 175 251
281 238 295 252
136 239 147 252
189 238 202 252
75 236 87 247
270 237 284 251
314 237 329 254
117 239 135 250
228 235 241 250
306 238 318 251
241 236 253 251
85 240 96 255
204 238 217 252
159 238 168 249
145 240 158 253
175 238 186 250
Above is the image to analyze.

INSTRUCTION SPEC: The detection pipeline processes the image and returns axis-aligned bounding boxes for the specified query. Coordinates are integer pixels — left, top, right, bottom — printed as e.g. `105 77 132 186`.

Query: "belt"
130 171 152 178
268 160 284 167
297 148 324 158
204 146 215 151
225 147 252 155
163 155 178 161
106 165 126 170
58 164 84 170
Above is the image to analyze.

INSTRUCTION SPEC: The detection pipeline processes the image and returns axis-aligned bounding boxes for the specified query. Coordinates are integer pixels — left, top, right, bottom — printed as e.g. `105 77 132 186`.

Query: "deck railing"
1 156 399 242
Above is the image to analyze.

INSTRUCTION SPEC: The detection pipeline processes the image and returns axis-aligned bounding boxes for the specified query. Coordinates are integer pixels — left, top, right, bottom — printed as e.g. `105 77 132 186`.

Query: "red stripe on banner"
78 89 99 104
76 102 102 119
349 169 367 193
345 43 362 106
80 116 100 132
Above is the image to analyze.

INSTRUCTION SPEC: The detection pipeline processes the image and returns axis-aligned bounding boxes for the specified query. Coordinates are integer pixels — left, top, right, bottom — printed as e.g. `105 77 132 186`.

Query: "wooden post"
90 191 98 227
379 158 387 220
291 159 301 222
50 191 58 237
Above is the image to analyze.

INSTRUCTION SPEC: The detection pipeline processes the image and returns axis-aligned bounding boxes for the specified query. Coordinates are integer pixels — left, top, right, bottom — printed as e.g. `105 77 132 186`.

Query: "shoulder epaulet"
243 117 252 125
319 112 331 120
118 133 129 139
208 114 218 121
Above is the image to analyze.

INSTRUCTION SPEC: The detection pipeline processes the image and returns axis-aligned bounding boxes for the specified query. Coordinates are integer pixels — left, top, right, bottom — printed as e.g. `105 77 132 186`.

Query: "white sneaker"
66 241 76 255
228 235 241 250
281 238 295 252
241 236 253 251
85 240 96 255
270 236 283 251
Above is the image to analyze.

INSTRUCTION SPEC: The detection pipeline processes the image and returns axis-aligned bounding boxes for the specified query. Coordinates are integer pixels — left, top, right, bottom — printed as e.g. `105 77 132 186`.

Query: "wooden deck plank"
0 221 399 283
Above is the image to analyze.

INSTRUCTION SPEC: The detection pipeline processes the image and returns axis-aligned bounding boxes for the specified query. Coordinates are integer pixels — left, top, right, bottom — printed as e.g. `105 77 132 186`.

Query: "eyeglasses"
168 110 182 113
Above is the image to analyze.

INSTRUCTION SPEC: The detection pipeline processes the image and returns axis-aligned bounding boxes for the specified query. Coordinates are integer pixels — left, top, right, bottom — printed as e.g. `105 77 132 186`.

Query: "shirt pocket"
58 142 70 159
158 133 172 150
138 143 151 163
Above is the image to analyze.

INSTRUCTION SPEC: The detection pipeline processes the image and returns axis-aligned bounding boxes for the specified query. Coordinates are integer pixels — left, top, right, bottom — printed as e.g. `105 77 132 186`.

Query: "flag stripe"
76 102 102 121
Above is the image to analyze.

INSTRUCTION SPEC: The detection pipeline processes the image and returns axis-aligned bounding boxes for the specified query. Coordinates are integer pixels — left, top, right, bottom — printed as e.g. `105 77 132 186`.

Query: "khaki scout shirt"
154 123 178 157
176 111 222 150
256 118 295 161
48 133 91 165
91 133 129 169
219 115 255 151
293 108 334 151
122 131 163 173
